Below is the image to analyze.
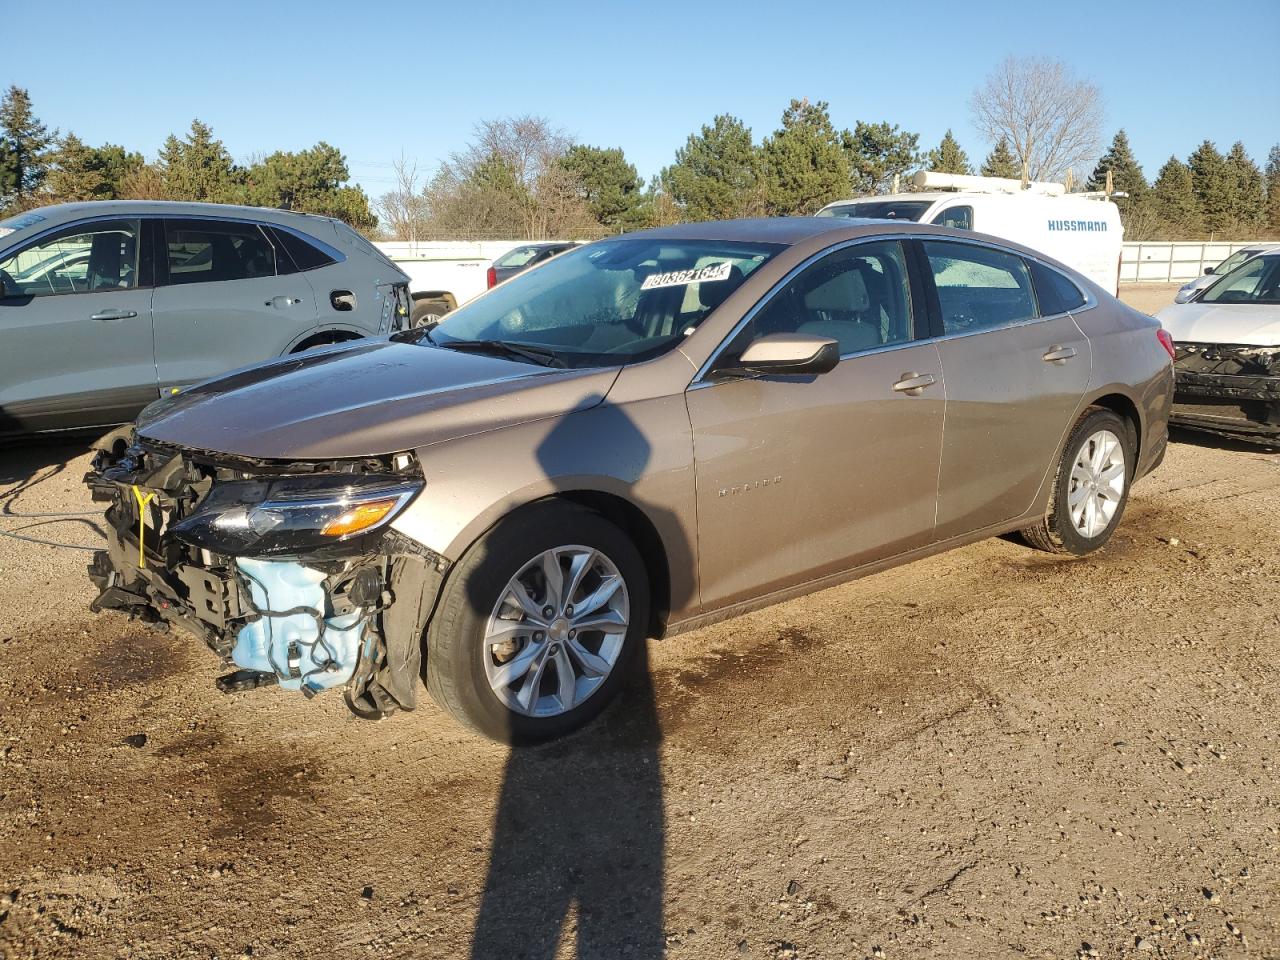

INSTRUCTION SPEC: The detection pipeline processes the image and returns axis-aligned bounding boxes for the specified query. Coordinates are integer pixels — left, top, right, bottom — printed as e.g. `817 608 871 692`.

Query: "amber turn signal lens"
320 498 399 537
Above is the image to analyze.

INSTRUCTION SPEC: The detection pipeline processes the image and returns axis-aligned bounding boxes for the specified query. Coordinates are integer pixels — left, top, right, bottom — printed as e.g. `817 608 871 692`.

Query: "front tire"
426 502 649 743
1021 407 1134 555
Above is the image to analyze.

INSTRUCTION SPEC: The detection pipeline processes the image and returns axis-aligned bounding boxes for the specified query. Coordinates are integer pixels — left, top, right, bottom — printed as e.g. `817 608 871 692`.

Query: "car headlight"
169 474 423 557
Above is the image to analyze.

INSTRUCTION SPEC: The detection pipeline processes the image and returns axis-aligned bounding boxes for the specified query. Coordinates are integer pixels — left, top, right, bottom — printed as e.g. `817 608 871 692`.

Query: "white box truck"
817 172 1125 295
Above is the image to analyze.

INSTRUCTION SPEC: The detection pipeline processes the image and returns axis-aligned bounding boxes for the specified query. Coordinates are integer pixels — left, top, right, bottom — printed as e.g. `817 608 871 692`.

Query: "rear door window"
1030 260 1087 315
163 220 277 285
269 227 337 271
922 240 1038 335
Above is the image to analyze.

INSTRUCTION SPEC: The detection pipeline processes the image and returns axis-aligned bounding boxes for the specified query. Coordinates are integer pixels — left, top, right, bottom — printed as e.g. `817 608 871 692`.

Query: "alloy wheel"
1067 429 1126 539
483 546 630 717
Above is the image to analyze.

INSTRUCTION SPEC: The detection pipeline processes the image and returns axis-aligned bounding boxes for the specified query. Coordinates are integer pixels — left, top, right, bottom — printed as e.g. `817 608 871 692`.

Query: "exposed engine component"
85 430 447 718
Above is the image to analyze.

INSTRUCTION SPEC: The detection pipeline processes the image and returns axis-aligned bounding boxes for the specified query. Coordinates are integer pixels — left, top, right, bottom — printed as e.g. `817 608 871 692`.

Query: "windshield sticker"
641 261 733 290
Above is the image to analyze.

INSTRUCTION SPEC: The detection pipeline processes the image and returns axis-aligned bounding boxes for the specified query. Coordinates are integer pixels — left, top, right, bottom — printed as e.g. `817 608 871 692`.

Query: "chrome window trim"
690 233 922 385
1 212 346 272
0 215 146 298
690 231 1099 389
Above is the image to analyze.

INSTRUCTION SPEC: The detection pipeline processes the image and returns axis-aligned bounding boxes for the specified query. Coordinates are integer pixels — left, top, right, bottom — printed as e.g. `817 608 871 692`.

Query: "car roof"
617 216 906 245
16 199 338 228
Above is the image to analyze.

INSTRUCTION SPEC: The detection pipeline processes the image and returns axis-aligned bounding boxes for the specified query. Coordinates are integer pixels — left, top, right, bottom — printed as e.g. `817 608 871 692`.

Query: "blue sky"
5 0 1277 201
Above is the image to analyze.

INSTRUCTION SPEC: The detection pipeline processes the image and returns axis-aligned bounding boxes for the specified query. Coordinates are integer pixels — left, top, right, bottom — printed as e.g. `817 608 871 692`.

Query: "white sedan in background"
1158 250 1280 444
1173 244 1279 303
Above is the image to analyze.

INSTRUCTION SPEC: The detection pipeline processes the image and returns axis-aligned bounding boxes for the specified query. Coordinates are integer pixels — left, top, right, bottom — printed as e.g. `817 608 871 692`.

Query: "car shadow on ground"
0 436 92 488
1169 426 1279 456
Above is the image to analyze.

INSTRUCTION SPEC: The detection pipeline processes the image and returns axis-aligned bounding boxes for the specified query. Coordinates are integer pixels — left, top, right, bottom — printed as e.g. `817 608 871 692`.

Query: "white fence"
374 240 534 262
375 239 1266 285
1120 241 1265 284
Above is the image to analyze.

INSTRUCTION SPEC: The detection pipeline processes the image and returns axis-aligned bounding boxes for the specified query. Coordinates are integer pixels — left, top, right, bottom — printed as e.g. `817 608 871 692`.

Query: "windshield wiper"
436 338 566 368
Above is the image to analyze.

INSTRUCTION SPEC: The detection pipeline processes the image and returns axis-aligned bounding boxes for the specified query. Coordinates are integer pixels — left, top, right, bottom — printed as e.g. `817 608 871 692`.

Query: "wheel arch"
286 325 366 353
439 486 676 640
1082 389 1143 457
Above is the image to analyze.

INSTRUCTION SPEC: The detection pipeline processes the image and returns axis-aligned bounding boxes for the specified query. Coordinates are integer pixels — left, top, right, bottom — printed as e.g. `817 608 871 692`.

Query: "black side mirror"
1204 267 1214 275
717 333 841 378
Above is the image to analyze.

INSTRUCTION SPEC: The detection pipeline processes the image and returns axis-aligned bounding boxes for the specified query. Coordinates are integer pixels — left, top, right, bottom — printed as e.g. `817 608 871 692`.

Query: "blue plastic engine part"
232 558 366 695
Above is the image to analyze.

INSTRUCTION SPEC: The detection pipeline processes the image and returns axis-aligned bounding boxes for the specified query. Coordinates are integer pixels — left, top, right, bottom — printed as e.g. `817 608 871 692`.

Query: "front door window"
0 219 140 298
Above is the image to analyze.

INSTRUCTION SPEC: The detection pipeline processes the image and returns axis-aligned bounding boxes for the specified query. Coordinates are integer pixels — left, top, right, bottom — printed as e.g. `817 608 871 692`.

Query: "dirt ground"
2 284 1278 960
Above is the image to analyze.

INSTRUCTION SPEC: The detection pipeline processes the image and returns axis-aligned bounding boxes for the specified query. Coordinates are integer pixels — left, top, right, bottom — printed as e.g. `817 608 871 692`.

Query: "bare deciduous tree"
426 116 594 239
376 153 428 242
970 57 1103 184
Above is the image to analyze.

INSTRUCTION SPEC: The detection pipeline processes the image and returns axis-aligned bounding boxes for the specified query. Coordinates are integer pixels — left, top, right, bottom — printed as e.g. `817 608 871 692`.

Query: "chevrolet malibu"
86 218 1174 742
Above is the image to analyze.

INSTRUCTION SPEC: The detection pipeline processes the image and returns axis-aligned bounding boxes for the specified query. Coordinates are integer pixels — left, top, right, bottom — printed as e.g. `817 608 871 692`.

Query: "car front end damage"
85 431 448 718
1170 341 1280 444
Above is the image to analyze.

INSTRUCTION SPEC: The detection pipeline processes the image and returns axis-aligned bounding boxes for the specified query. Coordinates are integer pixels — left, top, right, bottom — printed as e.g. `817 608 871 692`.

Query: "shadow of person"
469 657 665 959
468 396 682 958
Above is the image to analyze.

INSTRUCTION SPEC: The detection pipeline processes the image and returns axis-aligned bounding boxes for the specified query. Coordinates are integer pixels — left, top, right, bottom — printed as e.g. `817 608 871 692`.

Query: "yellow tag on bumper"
130 485 157 568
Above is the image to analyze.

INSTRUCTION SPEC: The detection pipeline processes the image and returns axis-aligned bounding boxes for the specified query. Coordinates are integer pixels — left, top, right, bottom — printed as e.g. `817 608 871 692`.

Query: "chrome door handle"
892 372 937 396
1042 345 1078 363
90 309 137 322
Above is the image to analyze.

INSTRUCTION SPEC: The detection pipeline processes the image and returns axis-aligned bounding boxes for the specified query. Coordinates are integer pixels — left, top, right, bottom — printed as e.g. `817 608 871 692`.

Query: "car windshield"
1200 253 1280 305
1212 249 1260 276
494 246 547 268
421 238 782 367
817 200 933 221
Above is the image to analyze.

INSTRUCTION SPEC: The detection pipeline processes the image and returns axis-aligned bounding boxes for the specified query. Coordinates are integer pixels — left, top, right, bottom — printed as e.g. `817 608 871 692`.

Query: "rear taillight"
1157 328 1176 361
486 266 497 289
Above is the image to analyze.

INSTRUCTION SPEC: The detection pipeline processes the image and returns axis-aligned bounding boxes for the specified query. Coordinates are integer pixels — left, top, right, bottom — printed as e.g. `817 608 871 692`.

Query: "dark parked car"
487 242 578 289
0 201 410 437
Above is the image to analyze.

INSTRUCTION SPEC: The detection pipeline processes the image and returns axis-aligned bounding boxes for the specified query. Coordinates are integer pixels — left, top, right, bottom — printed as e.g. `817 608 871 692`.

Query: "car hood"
1156 302 1280 348
136 339 622 460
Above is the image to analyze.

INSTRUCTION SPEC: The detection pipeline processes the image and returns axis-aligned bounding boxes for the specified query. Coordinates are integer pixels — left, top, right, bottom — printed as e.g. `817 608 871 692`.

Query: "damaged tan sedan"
87 218 1174 742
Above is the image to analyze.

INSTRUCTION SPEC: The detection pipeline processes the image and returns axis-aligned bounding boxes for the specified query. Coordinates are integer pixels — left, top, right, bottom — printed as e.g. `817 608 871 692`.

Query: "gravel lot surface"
2 284 1277 960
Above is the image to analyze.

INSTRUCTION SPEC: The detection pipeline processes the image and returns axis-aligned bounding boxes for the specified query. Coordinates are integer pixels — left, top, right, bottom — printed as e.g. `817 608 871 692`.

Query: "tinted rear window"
164 220 276 285
1030 260 1087 315
271 227 336 271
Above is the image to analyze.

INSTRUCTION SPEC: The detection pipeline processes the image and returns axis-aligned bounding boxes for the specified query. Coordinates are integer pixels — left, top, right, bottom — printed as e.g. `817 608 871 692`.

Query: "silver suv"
0 201 410 437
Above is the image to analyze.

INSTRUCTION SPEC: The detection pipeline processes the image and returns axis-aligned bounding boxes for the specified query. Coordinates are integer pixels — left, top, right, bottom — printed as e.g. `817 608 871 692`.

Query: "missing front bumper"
85 437 448 718
1171 342 1280 443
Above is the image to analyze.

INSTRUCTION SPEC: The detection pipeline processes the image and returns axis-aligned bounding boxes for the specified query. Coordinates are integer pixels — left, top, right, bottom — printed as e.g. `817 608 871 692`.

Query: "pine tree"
1224 141 1264 234
760 99 850 215
559 145 644 228
1150 156 1200 236
1187 140 1235 235
843 120 921 193
1266 144 1280 235
0 86 54 210
660 115 762 221
157 119 242 203
980 138 1019 179
1088 130 1147 200
44 133 110 201
925 129 972 176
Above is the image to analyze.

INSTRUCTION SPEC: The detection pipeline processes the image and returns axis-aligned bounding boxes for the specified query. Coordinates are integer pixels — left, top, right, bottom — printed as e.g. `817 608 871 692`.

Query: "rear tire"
426 501 649 744
411 296 453 327
1021 407 1134 555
